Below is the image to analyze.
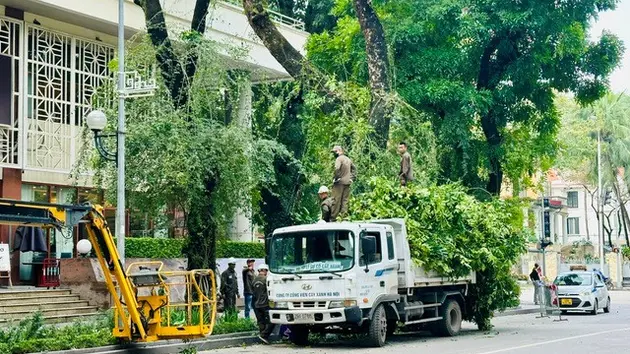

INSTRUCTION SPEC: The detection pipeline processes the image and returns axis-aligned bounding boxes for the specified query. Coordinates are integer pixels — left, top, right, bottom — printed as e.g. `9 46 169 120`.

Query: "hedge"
109 238 265 259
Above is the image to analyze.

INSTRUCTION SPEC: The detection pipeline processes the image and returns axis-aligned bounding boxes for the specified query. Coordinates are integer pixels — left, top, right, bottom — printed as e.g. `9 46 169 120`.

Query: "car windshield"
269 230 355 274
554 273 593 286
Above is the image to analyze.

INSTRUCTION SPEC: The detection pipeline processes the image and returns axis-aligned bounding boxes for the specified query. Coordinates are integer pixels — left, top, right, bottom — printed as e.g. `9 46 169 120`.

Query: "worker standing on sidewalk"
253 264 274 344
220 258 240 314
242 259 255 319
530 263 542 305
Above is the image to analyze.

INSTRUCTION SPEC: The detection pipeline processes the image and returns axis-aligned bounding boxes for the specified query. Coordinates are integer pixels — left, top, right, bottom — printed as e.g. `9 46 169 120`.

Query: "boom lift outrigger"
0 199 217 342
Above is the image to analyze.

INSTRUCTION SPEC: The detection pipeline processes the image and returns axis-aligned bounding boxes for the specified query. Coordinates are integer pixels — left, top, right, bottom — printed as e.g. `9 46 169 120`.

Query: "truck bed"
370 218 477 289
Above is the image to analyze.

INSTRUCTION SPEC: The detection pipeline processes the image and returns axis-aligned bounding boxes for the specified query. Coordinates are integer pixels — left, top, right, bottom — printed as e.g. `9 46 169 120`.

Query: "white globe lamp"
86 110 107 132
77 239 93 256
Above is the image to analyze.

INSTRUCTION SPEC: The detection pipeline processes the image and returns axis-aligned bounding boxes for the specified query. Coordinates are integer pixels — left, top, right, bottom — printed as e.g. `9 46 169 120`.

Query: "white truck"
265 219 476 347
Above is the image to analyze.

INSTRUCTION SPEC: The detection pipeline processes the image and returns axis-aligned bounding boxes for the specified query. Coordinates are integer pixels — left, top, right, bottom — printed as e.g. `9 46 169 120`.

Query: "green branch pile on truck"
265 177 527 347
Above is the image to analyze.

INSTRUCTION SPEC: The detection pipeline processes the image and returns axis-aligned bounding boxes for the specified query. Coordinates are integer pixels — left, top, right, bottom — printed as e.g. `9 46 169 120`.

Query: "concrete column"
0 168 22 285
229 76 254 242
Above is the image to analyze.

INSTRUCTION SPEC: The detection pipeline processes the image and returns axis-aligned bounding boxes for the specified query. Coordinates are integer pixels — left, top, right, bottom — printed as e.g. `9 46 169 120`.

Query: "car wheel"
604 297 611 313
590 299 598 315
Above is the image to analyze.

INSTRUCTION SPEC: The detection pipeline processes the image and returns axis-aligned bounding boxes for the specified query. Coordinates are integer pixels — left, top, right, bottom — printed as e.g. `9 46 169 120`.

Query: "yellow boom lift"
0 199 217 342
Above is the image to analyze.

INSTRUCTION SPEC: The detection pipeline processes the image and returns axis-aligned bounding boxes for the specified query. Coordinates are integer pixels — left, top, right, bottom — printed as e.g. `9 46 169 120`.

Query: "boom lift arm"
0 199 217 342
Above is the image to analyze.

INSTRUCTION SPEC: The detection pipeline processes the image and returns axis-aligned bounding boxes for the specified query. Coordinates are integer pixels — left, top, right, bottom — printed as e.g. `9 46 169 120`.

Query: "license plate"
561 299 573 306
294 313 314 321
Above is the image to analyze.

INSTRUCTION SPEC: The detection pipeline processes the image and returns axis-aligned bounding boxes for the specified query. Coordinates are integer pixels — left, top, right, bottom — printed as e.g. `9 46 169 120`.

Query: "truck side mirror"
360 235 376 273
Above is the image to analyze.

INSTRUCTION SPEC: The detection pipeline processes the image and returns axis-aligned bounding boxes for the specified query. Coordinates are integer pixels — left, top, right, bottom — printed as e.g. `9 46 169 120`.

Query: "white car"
554 271 610 315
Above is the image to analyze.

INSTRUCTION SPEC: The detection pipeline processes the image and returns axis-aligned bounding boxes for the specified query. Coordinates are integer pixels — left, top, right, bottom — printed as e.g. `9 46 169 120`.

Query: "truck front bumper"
269 306 362 325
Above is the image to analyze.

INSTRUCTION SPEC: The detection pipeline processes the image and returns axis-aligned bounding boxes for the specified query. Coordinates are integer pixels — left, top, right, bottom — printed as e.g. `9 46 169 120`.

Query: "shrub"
109 238 265 259
213 313 257 335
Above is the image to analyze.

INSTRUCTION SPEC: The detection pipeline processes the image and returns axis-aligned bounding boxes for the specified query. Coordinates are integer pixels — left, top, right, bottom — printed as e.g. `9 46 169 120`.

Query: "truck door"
358 227 398 306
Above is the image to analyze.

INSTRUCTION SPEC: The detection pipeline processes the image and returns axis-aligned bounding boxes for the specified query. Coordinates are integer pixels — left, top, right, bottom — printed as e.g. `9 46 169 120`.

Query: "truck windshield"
269 230 355 274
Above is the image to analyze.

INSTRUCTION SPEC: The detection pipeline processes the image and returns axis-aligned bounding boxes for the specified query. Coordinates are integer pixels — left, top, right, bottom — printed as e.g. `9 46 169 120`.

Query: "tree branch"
242 0 306 78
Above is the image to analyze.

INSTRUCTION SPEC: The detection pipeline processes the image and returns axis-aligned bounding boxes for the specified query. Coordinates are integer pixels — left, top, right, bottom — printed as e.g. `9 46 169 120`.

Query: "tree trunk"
352 0 392 149
481 112 503 195
242 0 306 78
134 0 210 108
610 168 630 247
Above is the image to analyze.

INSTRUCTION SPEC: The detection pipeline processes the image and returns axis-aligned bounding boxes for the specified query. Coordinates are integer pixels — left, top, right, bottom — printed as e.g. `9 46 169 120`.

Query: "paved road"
202 291 630 354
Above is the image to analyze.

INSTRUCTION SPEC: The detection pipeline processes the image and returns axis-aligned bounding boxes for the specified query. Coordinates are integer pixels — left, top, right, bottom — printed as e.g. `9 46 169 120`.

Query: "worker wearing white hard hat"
257 264 269 272
253 263 273 343
318 185 334 222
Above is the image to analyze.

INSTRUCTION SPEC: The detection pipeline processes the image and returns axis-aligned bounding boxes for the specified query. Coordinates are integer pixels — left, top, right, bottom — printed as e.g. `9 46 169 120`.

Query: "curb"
494 307 542 317
33 331 259 354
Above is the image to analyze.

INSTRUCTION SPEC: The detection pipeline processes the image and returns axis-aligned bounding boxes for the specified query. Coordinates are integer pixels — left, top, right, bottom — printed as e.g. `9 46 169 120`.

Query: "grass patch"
212 311 257 335
0 311 115 354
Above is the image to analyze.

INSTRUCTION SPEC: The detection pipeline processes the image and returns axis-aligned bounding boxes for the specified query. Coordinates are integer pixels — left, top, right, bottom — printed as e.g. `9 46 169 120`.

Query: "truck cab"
266 219 473 347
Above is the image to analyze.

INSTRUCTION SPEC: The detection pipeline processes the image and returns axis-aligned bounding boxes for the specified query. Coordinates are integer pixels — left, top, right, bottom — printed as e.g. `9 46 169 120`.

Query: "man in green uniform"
253 264 274 344
318 185 334 222
331 145 356 220
220 258 240 314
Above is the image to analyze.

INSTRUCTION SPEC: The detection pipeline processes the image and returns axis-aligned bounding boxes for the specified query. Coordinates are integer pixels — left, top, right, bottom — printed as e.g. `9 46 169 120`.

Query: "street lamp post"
86 0 155 266
597 128 605 273
116 0 127 265
86 109 125 263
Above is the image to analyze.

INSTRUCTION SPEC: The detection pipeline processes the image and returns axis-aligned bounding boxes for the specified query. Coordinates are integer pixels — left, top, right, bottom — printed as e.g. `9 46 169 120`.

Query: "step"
0 289 71 300
0 300 89 313
0 312 102 326
0 294 81 306
0 306 98 320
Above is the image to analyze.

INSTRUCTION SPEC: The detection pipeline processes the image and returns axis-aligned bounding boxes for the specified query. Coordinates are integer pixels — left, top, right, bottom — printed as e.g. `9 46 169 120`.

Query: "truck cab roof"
273 221 395 235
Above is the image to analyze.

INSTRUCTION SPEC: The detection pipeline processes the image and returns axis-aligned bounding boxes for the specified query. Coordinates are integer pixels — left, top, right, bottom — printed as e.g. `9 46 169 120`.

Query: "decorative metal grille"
25 25 113 171
0 18 22 166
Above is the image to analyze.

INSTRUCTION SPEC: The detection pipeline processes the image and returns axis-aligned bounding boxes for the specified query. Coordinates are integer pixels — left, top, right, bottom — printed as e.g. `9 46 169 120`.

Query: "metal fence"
221 0 306 30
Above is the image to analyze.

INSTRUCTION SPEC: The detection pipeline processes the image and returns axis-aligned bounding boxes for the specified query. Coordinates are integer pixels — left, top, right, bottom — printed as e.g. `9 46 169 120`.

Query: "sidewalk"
494 285 542 317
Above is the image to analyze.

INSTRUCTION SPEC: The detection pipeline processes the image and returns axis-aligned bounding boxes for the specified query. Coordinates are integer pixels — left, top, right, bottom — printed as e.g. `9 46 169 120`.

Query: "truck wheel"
432 299 462 337
367 304 388 347
290 325 309 346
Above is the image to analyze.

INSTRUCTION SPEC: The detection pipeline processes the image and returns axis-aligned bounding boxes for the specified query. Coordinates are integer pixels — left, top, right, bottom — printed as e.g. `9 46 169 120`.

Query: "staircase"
0 289 100 325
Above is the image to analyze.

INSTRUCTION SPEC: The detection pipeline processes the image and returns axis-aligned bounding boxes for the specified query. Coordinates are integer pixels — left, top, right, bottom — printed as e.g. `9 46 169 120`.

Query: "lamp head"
77 239 93 255
86 110 107 132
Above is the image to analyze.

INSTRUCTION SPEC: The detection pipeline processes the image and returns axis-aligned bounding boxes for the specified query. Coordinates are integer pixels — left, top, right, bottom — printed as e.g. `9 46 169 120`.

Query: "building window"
567 217 580 235
567 191 579 208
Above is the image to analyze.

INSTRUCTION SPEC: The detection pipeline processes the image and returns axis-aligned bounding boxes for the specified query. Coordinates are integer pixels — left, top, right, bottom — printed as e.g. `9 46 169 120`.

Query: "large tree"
556 93 630 247
243 0 393 149
307 0 624 195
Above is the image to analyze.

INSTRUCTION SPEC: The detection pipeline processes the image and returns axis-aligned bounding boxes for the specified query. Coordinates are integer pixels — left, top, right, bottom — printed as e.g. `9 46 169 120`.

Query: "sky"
590 0 630 93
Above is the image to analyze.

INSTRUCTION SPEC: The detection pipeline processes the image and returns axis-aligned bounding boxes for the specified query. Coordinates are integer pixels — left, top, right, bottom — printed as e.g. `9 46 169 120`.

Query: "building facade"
0 0 308 284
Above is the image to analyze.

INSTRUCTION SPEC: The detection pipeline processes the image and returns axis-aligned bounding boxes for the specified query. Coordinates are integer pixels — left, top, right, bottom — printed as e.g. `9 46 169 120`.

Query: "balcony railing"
221 0 306 31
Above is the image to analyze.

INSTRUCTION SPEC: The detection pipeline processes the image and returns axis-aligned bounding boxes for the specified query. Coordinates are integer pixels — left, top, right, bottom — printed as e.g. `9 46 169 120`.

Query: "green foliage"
351 177 527 329
110 238 265 259
212 314 257 335
305 0 624 193
0 312 115 354
622 246 630 260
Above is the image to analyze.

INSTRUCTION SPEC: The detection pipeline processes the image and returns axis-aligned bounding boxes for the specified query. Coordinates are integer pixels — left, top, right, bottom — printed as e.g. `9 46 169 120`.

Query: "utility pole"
116 0 126 265
597 128 605 273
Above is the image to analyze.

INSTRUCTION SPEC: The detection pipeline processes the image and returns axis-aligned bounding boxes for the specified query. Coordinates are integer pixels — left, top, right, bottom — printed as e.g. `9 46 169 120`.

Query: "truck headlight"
329 300 357 308
269 301 288 309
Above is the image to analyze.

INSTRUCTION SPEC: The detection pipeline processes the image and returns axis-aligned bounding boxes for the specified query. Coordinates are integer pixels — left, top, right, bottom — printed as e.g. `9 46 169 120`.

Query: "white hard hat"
228 257 236 265
318 186 329 194
257 264 269 271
